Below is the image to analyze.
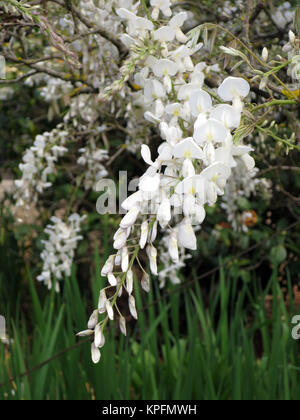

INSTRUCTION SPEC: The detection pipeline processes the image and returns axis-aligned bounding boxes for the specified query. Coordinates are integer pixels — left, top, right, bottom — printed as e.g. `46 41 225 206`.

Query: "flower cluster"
14 126 69 207
37 213 86 292
283 30 300 83
5 0 299 365
14 0 140 208
221 161 272 232
13 0 139 288
78 139 109 191
80 2 256 362
273 2 295 30
158 230 192 288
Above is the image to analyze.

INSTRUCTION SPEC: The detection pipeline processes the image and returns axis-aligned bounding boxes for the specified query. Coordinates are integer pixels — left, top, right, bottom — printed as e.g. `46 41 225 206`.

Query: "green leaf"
270 245 287 264
237 197 251 210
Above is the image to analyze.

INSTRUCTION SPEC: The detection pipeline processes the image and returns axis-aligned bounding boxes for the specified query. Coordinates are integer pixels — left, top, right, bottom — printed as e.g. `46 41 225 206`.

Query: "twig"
259 166 300 176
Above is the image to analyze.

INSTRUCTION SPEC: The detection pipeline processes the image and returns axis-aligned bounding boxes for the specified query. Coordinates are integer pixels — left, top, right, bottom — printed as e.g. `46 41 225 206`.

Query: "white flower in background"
169 12 188 43
272 1 294 30
178 221 197 250
37 213 86 292
78 140 109 191
14 127 69 206
150 0 172 20
221 160 272 231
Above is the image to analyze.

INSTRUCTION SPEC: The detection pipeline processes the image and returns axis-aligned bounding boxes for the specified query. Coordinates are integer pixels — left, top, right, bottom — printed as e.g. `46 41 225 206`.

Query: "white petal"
157 198 171 228
88 310 98 330
108 273 118 287
200 162 231 181
98 289 107 313
173 137 203 160
241 154 255 171
194 119 228 145
169 11 188 28
126 270 134 295
139 221 149 249
94 324 105 348
141 273 150 293
218 77 250 101
146 245 158 275
189 90 212 117
76 329 94 337
194 205 206 224
175 175 205 196
178 222 197 250
141 145 153 166
101 255 114 276
210 104 241 129
129 295 138 319
168 232 179 263
91 343 101 364
121 191 142 212
153 26 176 42
182 159 196 178
119 316 127 336
121 247 129 272
153 59 178 78
113 229 127 250
183 194 196 217
120 206 140 229
139 174 160 193
106 300 114 320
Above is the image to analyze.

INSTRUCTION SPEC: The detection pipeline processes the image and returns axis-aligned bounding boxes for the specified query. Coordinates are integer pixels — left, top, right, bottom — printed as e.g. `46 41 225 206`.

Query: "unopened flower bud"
126 269 133 295
91 342 101 364
119 316 127 336
289 30 296 45
94 324 105 348
262 47 268 62
141 272 150 293
129 295 138 319
146 245 158 276
121 247 129 272
108 273 117 287
76 329 94 337
139 221 149 249
101 255 114 277
98 289 107 313
168 231 179 263
120 206 140 229
106 300 114 320
88 309 98 330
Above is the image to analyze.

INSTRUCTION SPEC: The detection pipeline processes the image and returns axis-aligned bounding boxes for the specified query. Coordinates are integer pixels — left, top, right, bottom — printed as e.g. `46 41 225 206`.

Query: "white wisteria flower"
37 213 86 291
81 1 253 364
218 76 250 111
150 0 172 20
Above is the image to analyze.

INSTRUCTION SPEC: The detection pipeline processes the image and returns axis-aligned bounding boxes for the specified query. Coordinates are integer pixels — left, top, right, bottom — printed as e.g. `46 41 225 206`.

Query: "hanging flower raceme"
37 214 86 292
80 1 255 363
